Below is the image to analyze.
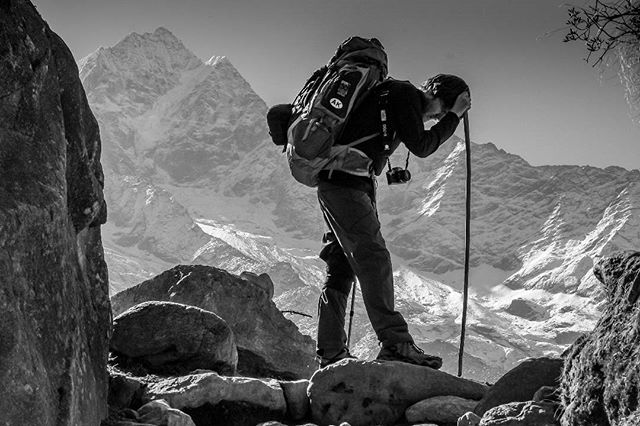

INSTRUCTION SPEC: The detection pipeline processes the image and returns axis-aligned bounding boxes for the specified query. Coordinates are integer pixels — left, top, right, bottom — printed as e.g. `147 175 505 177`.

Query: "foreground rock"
1 1 111 424
474 357 563 416
101 400 195 426
479 401 559 425
561 251 640 425
458 412 481 426
137 400 195 426
111 301 237 375
142 371 287 425
406 395 477 424
280 380 311 421
111 265 315 379
108 369 147 409
308 359 488 426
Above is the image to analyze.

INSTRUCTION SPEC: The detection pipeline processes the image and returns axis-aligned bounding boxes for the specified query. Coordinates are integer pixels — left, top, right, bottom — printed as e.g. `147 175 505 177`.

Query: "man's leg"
317 181 412 346
316 231 355 361
318 181 442 368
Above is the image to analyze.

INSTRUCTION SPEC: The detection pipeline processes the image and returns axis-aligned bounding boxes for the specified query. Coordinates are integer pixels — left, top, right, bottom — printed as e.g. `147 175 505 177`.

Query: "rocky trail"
101 252 640 426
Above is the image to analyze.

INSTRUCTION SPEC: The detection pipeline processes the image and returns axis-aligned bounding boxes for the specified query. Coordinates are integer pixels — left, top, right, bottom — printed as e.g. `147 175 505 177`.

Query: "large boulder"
0 1 110 425
474 357 563 416
111 265 316 379
142 371 287 426
307 359 488 426
561 251 640 425
111 301 237 375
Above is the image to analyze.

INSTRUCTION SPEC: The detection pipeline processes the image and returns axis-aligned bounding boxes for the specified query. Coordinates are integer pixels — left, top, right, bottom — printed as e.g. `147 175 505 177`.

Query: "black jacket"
319 79 460 190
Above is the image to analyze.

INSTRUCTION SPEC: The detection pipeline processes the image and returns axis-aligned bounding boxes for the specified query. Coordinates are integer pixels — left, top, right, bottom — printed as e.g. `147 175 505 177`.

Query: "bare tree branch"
564 0 640 66
564 1 640 124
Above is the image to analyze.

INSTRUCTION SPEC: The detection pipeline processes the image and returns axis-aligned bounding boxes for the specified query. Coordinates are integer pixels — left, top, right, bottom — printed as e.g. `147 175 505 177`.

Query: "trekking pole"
346 281 357 349
457 111 471 377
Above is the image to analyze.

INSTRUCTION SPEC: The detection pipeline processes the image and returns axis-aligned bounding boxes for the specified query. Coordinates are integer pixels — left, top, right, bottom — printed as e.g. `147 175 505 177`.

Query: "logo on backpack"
329 98 344 110
267 36 388 187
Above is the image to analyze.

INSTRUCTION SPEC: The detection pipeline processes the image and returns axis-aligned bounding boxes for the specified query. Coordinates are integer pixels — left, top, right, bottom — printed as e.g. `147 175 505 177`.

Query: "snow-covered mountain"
79 28 640 382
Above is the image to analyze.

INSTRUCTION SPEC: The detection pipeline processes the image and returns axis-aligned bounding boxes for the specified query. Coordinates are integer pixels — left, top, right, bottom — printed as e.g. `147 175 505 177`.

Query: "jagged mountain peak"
79 27 203 90
111 26 201 71
80 28 270 185
153 26 178 38
117 26 190 52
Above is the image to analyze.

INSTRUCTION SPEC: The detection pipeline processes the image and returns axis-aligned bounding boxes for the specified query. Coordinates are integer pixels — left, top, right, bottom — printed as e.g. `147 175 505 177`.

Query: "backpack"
268 37 388 187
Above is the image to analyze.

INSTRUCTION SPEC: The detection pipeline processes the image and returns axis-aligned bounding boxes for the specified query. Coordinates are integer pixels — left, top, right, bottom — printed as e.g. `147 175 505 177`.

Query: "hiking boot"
317 348 356 368
376 342 442 369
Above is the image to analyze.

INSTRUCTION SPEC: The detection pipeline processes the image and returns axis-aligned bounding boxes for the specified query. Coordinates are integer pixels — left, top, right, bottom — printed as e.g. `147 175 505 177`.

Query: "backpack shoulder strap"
346 132 379 148
378 83 411 173
379 87 394 154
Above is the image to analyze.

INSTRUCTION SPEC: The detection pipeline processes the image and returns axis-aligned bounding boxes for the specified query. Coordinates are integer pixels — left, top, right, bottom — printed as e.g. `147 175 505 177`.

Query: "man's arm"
389 83 461 158
404 112 460 158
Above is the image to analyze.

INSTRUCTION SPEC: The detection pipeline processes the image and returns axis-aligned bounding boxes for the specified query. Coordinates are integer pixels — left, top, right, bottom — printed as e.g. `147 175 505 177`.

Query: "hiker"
315 74 471 368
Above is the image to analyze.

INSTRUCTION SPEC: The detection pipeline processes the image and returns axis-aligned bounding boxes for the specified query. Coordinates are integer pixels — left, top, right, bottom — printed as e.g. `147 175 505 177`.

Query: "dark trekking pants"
316 179 412 358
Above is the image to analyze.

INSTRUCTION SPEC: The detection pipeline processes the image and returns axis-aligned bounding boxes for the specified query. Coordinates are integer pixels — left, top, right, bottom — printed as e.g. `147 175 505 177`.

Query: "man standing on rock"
317 74 471 368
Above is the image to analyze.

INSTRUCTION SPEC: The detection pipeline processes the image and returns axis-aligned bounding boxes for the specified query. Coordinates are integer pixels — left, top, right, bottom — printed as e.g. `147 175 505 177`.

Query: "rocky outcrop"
505 299 548 321
143 372 286 411
474 357 563 416
479 401 559 425
0 1 110 425
107 366 312 425
111 265 316 379
103 350 571 426
111 301 237 376
142 371 288 425
307 359 488 426
561 251 640 425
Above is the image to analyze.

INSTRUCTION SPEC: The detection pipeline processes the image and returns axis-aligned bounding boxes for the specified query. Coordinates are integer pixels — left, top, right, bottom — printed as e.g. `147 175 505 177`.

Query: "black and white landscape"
80 28 640 382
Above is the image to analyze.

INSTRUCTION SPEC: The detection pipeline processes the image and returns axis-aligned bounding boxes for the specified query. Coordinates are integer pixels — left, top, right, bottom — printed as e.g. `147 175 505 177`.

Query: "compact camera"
386 167 412 185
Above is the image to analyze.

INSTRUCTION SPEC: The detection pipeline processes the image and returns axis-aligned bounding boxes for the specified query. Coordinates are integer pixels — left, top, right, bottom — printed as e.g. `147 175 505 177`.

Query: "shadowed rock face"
0 1 111 425
474 357 563 416
111 301 238 376
505 299 549 321
561 251 640 425
111 265 316 379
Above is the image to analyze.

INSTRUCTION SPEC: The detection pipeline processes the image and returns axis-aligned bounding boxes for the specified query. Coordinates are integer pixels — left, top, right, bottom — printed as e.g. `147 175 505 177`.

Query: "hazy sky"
32 0 640 170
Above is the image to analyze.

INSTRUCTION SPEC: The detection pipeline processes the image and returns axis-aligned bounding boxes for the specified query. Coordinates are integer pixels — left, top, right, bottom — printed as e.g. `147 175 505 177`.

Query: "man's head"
420 74 469 120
